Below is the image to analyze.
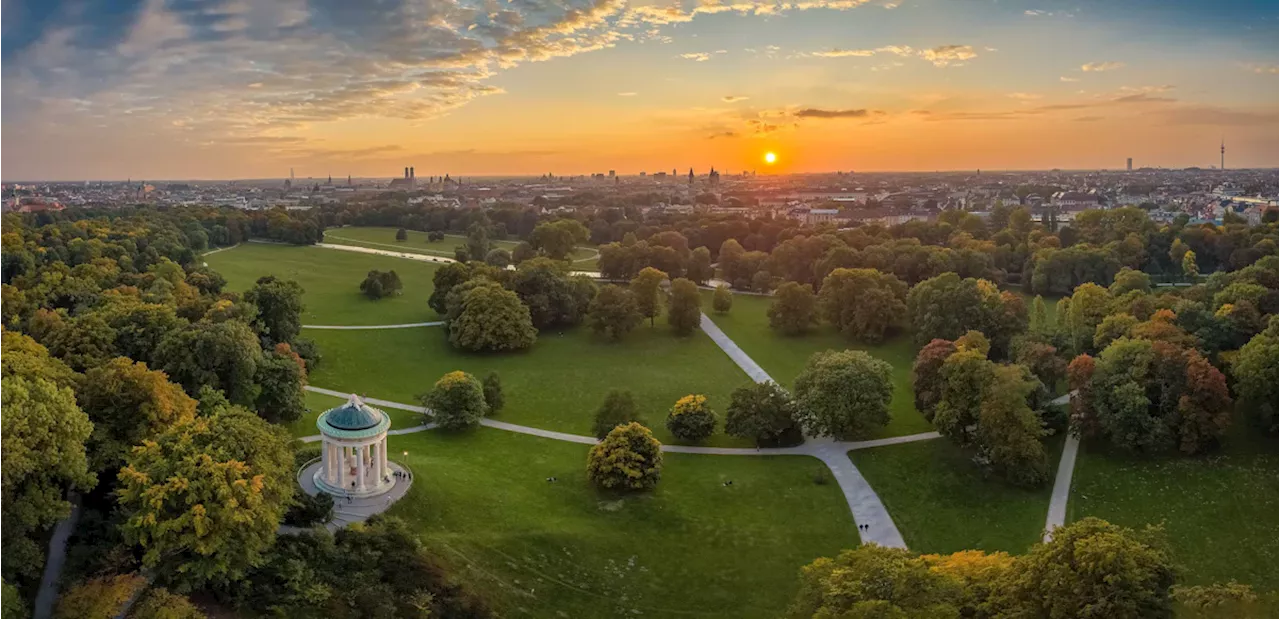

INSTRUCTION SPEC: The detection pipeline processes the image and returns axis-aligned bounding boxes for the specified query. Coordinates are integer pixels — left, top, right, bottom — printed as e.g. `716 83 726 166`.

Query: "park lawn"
850 435 1064 555
385 427 855 618
323 226 600 268
305 323 756 447
1067 426 1278 589
287 389 424 438
205 243 440 326
700 290 932 438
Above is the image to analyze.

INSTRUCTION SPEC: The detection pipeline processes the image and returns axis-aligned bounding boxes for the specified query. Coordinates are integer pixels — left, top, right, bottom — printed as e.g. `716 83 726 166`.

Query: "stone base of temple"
308 461 408 499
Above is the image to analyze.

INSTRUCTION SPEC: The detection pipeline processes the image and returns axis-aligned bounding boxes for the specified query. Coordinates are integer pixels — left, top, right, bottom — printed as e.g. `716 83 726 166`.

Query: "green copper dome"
321 396 386 431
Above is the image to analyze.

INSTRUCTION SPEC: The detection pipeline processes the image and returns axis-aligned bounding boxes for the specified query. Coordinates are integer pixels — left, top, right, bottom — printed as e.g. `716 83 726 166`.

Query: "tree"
587 422 663 490
667 277 702 336
530 220 588 260
1182 250 1200 282
482 371 504 414
750 270 773 293
245 275 304 345
586 284 641 340
687 247 713 284
819 268 908 343
484 248 511 268
509 258 595 329
155 320 263 406
427 262 472 314
427 230 446 242
718 239 746 284
512 241 537 264
52 573 147 619
77 357 198 475
975 365 1050 487
359 270 402 299
712 284 732 314
1028 295 1050 335
254 346 308 424
117 406 293 587
1014 339 1066 389
395 228 408 241
932 349 995 446
424 371 488 429
789 545 965 618
446 280 537 352
991 517 1175 618
793 350 893 440
630 267 666 326
466 222 491 261
592 390 641 439
768 282 817 336
724 381 798 446
1233 318 1278 433
2 376 96 582
1110 267 1152 295
912 338 958 420
1064 282 1111 354
665 394 717 441
1093 313 1139 350
1177 351 1232 454
907 273 1013 353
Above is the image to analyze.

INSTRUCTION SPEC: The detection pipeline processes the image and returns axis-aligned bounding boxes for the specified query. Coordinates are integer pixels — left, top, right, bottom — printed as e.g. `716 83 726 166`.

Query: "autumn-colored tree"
665 394 717 442
1093 313 1139 350
1176 350 1232 454
1066 353 1098 438
52 573 147 619
911 338 957 420
1014 339 1066 390
1064 282 1111 354
587 422 663 491
788 545 964 618
117 406 293 587
1182 250 1200 282
78 357 198 474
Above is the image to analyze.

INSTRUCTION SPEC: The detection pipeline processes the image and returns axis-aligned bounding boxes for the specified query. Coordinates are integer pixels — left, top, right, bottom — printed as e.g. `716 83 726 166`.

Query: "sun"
764 151 778 164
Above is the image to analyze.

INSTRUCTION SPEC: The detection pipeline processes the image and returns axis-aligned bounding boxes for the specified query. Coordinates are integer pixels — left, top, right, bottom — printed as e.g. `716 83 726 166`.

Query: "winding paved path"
303 321 444 330
32 493 81 619
1043 391 1079 541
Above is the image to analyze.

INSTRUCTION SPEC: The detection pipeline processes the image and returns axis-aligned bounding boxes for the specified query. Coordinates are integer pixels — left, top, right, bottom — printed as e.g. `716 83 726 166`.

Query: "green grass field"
386 428 854 618
305 323 756 447
1067 427 1279 589
701 291 932 438
850 435 1064 555
205 243 439 326
323 226 599 268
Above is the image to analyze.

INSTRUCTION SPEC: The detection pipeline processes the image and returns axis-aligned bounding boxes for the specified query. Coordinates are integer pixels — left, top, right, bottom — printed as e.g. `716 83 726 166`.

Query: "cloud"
707 130 739 139
803 43 975 67
793 108 881 118
1113 93 1176 104
920 45 976 67
617 92 638 96
1024 9 1051 16
1159 106 1278 126
1059 76 1079 82
1007 92 1042 100
680 52 711 61
1242 63 1278 75
1073 116 1104 122
722 95 750 102
1081 61 1125 72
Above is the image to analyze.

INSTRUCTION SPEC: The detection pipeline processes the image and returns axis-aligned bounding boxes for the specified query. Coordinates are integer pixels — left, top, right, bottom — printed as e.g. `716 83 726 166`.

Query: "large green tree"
155 320 263 406
530 219 589 260
508 258 595 329
424 371 489 429
667 277 702 336
724 381 798 446
1 376 96 582
907 273 1024 357
427 262 473 315
586 284 641 340
769 281 818 336
245 276 304 345
630 267 667 326
793 350 893 440
1232 318 1278 433
117 405 293 587
253 346 308 424
445 280 537 352
818 268 907 343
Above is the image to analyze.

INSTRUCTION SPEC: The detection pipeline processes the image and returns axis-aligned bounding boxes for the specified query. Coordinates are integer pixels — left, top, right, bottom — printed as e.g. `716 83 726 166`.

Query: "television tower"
1220 138 1225 170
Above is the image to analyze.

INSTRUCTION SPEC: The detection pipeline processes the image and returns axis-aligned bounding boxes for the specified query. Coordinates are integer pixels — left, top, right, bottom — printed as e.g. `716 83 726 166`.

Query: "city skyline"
3 0 1277 180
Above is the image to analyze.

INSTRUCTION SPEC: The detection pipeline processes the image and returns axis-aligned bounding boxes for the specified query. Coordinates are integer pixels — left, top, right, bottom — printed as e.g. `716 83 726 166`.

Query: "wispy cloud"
804 43 976 67
680 52 711 61
794 108 882 119
1081 61 1125 72
1060 76 1080 82
722 95 750 103
1007 92 1042 100
617 92 638 96
1242 63 1279 75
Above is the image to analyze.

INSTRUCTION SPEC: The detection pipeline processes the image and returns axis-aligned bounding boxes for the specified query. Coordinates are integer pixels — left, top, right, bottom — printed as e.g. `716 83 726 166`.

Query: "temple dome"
318 395 390 436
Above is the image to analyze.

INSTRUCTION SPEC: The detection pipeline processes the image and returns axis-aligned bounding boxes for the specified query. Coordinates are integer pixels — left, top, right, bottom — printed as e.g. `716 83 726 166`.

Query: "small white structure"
313 395 397 498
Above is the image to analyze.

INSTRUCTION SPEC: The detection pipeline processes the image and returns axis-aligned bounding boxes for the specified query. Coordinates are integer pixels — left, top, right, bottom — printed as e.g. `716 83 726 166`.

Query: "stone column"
321 440 331 485
379 436 389 481
357 445 367 491
337 443 347 489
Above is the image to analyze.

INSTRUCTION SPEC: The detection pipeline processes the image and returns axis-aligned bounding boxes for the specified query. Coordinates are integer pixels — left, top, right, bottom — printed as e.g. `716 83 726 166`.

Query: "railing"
295 456 322 485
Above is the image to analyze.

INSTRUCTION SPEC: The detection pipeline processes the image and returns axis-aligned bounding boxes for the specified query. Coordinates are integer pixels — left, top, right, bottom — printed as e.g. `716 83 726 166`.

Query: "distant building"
1127 158 1133 171
389 167 417 189
1050 191 1100 211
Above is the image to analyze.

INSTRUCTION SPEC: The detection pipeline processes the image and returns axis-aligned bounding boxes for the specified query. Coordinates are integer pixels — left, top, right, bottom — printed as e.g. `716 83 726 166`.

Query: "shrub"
587 422 663 490
395 228 408 241
481 371 504 414
284 491 333 526
592 390 641 439
423 371 488 429
712 285 733 314
665 394 717 442
360 270 403 300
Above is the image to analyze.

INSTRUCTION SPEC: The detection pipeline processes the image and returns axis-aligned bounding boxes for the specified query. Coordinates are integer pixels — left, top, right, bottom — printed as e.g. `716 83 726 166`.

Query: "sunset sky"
3 0 1277 180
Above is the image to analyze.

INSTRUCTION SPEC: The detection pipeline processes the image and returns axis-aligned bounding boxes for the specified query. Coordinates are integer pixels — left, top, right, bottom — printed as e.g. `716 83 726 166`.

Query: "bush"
290 337 321 370
665 394 717 442
423 371 488 429
587 423 662 490
592 390 641 438
481 372 504 414
712 285 733 314
395 228 408 241
284 491 333 526
359 270 402 300
427 230 445 242
453 247 469 263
